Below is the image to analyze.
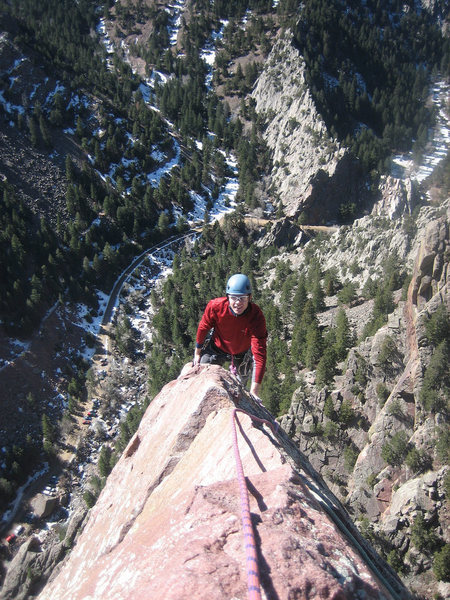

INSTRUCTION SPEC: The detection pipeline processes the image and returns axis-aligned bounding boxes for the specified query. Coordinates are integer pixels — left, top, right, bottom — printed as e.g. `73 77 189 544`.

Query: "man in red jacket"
193 274 267 397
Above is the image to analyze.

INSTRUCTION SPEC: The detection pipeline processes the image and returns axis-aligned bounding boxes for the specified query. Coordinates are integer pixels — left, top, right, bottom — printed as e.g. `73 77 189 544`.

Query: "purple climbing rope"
231 407 280 600
231 408 262 600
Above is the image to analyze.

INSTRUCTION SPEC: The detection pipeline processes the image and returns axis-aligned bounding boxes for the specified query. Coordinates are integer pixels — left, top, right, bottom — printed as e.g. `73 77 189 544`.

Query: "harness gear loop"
229 349 253 382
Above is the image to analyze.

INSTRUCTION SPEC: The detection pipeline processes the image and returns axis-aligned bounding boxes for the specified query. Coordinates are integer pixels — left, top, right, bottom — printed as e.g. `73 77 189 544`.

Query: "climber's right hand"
193 348 202 366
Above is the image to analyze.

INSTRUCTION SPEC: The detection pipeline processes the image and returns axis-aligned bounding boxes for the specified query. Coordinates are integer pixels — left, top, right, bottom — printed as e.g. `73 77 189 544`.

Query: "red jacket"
196 297 267 383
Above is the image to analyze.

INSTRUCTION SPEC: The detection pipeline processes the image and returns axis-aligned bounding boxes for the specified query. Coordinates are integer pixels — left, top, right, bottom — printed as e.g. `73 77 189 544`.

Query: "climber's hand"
250 393 263 405
193 348 202 366
250 381 261 402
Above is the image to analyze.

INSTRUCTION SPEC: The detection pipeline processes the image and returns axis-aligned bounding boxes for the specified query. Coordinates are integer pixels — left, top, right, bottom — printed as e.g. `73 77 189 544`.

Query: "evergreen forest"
0 1 449 594
0 0 447 334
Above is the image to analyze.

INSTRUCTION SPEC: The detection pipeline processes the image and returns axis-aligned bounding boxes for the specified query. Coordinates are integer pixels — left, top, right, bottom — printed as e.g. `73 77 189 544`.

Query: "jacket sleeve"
250 309 268 384
196 301 215 348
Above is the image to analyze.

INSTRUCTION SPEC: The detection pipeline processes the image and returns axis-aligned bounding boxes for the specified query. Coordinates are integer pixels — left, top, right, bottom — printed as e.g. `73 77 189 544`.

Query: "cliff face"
252 31 364 223
37 364 409 600
278 192 449 597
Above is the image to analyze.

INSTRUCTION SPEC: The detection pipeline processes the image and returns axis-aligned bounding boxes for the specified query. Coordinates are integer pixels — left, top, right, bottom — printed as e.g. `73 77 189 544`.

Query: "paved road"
97 231 198 353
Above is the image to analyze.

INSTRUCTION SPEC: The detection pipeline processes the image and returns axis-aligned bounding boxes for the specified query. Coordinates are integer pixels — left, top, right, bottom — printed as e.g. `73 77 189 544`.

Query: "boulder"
31 494 58 520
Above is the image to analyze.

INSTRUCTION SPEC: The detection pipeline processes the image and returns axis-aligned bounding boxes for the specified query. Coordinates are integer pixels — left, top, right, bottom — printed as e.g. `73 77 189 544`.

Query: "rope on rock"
231 408 262 600
231 406 279 600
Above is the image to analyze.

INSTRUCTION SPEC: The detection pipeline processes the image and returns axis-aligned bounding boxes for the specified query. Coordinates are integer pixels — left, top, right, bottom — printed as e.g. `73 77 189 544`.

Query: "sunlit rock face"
252 30 366 224
38 365 409 600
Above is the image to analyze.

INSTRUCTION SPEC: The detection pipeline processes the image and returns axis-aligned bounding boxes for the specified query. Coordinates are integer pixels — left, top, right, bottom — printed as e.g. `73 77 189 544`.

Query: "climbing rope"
231 408 262 600
231 407 280 600
229 398 405 600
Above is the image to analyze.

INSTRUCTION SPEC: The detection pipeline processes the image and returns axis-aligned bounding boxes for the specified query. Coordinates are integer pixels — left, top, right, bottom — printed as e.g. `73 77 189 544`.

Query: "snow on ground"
75 291 110 361
3 14 448 370
167 0 186 47
0 339 30 371
84 12 241 342
1 463 49 525
391 80 449 183
125 251 176 341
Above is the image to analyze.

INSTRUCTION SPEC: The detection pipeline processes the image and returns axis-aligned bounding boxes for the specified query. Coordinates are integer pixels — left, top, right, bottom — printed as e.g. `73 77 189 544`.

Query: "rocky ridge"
35 364 410 600
0 4 448 599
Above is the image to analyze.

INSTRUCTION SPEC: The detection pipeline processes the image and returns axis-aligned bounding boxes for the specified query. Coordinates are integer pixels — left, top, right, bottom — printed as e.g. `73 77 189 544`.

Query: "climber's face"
228 294 250 315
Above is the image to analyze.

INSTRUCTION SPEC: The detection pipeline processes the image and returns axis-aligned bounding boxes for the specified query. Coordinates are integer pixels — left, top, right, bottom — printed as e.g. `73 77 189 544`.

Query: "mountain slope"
0 1 448 598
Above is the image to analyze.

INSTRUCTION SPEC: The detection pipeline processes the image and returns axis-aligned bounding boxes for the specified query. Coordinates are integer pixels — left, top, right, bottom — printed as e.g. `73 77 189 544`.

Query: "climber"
193 273 268 398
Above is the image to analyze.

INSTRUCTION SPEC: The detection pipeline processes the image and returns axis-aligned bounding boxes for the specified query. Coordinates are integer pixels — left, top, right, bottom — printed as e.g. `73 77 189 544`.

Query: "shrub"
402 214 417 239
315 347 337 388
378 335 399 370
310 422 324 437
358 517 375 543
411 513 439 552
443 471 450 500
354 356 368 386
420 383 447 413
89 475 103 494
0 477 15 503
381 431 409 466
323 396 336 420
362 277 378 300
433 544 450 581
338 400 356 426
387 398 404 418
367 473 378 488
98 445 113 478
376 382 390 405
420 341 449 413
387 549 405 574
425 305 450 347
405 447 431 474
43 440 56 457
324 421 339 441
401 274 412 301
351 383 361 396
344 444 359 471
83 490 97 509
337 281 357 305
349 260 362 276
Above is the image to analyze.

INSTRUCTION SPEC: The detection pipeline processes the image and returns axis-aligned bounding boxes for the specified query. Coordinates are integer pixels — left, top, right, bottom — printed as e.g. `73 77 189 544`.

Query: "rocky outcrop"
278 192 449 598
372 177 418 221
252 30 364 223
0 508 87 600
257 216 310 249
410 205 449 308
37 364 409 600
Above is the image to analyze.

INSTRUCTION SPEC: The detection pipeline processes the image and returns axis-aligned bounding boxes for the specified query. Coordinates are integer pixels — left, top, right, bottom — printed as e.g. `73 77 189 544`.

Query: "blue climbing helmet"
226 273 251 296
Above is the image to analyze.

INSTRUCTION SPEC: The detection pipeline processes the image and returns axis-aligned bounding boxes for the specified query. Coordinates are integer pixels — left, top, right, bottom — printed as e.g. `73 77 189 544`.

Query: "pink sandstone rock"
38 365 410 600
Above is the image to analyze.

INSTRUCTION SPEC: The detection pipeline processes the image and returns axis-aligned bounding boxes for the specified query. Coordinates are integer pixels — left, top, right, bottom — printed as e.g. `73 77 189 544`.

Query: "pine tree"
311 279 325 312
334 308 353 360
39 115 52 148
28 116 39 147
98 446 113 478
292 276 307 319
42 413 56 443
316 346 336 388
304 321 323 369
158 212 170 235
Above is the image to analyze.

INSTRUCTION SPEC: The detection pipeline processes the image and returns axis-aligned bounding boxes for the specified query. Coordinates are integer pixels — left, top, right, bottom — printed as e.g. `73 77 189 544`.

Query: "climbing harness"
231 407 280 600
230 350 253 380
